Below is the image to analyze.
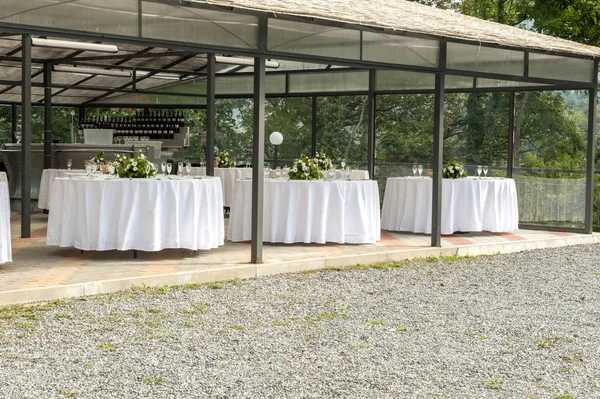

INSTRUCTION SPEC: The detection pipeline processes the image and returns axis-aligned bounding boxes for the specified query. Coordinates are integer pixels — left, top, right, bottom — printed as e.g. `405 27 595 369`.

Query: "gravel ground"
0 244 599 399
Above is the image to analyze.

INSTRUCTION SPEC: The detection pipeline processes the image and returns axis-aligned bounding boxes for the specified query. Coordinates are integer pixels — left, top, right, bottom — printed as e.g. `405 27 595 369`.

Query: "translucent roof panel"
0 0 139 36
447 42 525 77
477 78 550 88
529 53 595 83
142 1 258 49
289 71 368 93
363 32 439 68
268 18 361 60
376 70 435 91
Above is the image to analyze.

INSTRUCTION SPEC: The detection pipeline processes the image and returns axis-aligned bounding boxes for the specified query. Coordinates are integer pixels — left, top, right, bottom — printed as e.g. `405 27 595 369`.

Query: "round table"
39 169 86 210
0 182 12 263
381 177 518 234
190 167 253 208
46 176 224 251
228 179 380 244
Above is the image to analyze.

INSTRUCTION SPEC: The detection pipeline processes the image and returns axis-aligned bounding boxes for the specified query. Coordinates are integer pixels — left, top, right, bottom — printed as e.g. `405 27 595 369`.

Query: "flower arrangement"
215 151 235 168
288 153 329 180
442 159 467 179
114 150 157 178
313 151 334 171
90 151 107 165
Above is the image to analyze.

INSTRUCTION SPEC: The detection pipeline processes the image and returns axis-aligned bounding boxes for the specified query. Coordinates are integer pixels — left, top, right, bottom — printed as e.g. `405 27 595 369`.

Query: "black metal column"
584 61 598 234
507 90 515 178
431 72 445 247
311 95 317 157
21 34 32 238
205 53 216 176
43 63 52 170
11 104 17 143
367 69 376 180
251 56 266 264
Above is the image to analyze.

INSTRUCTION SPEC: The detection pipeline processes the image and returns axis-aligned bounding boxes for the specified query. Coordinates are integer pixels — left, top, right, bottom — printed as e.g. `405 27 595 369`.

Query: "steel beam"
584 60 598 234
431 42 446 247
43 63 52 169
21 34 32 238
367 69 376 180
205 53 216 176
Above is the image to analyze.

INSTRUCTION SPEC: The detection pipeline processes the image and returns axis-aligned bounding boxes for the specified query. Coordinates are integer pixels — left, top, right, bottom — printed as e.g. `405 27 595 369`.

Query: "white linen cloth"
228 180 380 244
0 172 7 184
381 177 519 234
0 182 12 263
333 170 369 180
190 167 253 207
46 176 224 251
39 169 85 210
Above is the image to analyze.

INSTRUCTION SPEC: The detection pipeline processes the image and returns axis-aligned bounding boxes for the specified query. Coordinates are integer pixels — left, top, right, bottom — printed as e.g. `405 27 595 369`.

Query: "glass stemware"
344 167 352 181
327 167 335 181
483 166 488 178
417 164 423 177
476 165 482 179
91 163 98 175
412 164 417 177
108 163 115 175
144 164 151 178
177 161 184 176
166 162 172 175
186 161 192 176
302 165 310 180
161 161 167 176
66 159 72 170
264 166 271 180
340 159 346 169
275 166 281 179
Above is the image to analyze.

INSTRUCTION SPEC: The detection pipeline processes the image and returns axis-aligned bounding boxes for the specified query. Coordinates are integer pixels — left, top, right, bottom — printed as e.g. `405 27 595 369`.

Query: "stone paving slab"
0 212 598 305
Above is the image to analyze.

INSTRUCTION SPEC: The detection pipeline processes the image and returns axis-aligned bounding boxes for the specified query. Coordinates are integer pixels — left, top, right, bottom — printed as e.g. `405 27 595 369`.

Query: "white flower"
132 161 138 166
133 166 138 171
140 154 146 159
292 167 297 173
448 165 454 171
443 168 447 173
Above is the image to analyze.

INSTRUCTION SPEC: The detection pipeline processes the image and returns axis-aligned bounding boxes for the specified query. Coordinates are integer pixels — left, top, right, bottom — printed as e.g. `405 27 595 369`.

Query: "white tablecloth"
0 182 12 263
228 180 380 244
0 172 7 184
46 176 224 251
381 177 519 234
191 167 253 208
39 169 86 210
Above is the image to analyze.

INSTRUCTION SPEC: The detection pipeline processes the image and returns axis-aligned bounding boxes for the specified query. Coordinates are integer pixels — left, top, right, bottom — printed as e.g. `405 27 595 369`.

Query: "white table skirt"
47 176 224 251
228 180 380 244
39 169 86 210
0 172 7 184
381 177 519 234
0 182 12 263
191 167 253 208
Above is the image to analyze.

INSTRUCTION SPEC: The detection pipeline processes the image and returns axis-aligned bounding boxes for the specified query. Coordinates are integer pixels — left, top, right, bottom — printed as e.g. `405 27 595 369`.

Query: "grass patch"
228 324 245 330
554 394 575 399
534 336 572 349
143 376 164 385
132 284 169 296
206 282 225 290
395 326 408 332
55 313 71 320
471 332 488 339
273 319 289 327
98 343 115 351
485 379 503 390
59 389 76 398
317 311 347 321
145 308 163 314
365 319 385 325
559 353 583 364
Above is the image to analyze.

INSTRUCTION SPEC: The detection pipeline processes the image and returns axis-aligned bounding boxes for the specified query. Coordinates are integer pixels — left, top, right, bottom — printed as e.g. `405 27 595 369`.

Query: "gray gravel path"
1 243 599 399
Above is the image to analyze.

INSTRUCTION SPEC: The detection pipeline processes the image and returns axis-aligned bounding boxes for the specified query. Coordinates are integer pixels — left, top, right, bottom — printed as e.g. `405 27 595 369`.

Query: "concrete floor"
0 212 598 305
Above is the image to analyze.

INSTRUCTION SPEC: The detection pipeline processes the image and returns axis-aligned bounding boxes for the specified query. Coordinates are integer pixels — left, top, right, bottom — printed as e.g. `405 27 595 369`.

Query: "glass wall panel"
268 19 360 59
0 106 12 145
215 74 286 96
143 2 258 49
265 97 312 167
447 42 524 76
316 96 368 171
0 0 138 36
444 93 509 178
477 78 549 88
445 75 474 89
214 98 253 164
289 71 368 93
529 53 594 83
363 32 439 68
376 70 435 91
513 90 588 228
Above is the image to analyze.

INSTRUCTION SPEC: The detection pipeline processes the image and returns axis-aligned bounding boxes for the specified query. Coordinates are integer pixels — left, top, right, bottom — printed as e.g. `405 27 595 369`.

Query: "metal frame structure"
0 1 595 258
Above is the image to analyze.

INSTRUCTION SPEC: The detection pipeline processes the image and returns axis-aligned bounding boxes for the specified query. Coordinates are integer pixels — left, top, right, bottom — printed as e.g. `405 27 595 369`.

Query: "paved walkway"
1 212 598 305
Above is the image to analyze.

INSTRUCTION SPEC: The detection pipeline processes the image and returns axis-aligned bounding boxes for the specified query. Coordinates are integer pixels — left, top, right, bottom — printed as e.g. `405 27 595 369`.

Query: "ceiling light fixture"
215 55 279 68
32 38 119 53
53 65 132 78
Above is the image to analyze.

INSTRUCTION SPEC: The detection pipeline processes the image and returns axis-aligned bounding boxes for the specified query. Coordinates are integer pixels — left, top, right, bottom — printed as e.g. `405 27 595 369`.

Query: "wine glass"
166 162 172 175
108 163 115 176
344 167 352 181
340 159 346 169
302 165 310 180
327 167 335 181
417 164 423 177
264 166 271 180
483 166 488 178
476 165 482 179
245 160 250 168
91 162 98 175
186 161 192 176
144 163 151 178
275 166 281 179
66 159 72 170
412 164 417 177
178 161 183 176
161 161 166 176
282 165 290 179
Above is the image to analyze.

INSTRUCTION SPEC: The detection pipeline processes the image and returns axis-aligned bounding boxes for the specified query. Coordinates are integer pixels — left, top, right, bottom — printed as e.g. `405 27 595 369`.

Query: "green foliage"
288 154 324 180
215 151 235 168
442 159 467 179
114 151 157 178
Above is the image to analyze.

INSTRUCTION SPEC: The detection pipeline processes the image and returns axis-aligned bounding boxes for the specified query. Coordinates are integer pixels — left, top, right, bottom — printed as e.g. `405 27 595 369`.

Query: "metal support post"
311 96 317 157
367 69 376 180
11 103 17 143
507 91 515 178
43 63 52 169
431 72 445 247
584 62 598 234
251 56 266 264
21 34 32 238
206 53 216 176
